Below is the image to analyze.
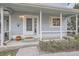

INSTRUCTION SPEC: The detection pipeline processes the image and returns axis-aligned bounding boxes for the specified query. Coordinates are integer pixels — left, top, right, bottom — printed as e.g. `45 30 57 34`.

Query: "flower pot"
16 36 21 41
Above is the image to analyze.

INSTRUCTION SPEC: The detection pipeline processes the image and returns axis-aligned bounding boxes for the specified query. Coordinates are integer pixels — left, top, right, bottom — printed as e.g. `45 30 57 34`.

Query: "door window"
26 18 32 31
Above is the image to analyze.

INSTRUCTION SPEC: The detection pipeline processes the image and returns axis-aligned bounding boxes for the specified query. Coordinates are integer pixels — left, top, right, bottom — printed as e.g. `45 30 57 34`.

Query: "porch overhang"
0 3 79 16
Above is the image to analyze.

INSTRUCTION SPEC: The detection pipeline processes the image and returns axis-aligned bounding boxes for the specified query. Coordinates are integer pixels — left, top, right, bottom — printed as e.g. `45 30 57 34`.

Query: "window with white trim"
50 17 60 26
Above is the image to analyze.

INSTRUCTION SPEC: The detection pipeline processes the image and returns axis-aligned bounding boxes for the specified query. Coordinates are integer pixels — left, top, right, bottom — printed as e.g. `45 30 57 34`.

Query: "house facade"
0 3 79 46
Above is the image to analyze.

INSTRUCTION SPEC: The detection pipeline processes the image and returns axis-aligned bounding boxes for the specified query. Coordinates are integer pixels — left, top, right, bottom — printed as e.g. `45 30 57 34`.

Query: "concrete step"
16 46 39 56
21 39 39 42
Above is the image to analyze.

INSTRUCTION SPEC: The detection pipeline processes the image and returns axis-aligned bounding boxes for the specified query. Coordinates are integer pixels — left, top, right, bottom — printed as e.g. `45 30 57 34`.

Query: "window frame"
49 16 60 27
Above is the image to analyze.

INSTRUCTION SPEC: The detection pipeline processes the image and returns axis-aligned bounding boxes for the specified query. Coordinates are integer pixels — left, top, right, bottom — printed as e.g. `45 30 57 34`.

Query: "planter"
16 36 22 41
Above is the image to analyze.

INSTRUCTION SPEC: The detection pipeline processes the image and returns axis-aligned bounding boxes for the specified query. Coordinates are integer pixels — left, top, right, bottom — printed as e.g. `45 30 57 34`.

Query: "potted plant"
16 36 22 41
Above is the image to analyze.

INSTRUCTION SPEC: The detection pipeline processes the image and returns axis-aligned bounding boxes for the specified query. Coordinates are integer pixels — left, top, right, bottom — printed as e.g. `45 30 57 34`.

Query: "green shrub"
74 35 79 40
74 34 79 43
39 39 79 52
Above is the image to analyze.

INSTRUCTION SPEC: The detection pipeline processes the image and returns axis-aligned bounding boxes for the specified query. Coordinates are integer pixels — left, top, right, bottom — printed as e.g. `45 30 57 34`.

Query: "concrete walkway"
16 46 79 56
16 46 39 56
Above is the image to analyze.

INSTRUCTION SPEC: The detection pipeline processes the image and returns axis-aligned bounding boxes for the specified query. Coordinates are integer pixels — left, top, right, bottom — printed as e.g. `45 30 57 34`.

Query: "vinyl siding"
10 12 67 38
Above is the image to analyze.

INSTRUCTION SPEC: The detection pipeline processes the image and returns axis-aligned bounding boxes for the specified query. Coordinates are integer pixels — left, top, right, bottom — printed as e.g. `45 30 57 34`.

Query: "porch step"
21 38 39 42
0 41 39 52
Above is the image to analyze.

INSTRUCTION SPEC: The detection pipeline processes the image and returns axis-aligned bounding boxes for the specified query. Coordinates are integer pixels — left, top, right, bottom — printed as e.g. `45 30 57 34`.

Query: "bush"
74 35 79 41
39 39 79 52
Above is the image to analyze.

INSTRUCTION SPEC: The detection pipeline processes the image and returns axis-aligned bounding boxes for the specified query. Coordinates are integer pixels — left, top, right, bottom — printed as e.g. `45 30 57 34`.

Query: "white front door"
23 15 38 35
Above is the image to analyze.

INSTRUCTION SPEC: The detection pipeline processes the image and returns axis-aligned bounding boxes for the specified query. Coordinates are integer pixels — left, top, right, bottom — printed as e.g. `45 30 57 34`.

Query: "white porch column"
0 7 4 46
60 13 63 40
9 14 11 40
76 14 78 35
40 10 42 40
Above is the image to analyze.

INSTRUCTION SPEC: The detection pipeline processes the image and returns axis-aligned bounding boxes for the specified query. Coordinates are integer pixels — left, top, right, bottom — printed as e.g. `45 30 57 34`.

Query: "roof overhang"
0 3 79 16
16 3 79 14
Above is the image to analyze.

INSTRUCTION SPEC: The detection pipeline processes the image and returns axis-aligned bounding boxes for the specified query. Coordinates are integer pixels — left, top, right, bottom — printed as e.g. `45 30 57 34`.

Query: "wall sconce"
19 16 24 19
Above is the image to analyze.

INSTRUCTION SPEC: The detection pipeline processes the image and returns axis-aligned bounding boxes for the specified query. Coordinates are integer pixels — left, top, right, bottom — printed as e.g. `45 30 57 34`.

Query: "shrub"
39 39 79 52
74 34 79 41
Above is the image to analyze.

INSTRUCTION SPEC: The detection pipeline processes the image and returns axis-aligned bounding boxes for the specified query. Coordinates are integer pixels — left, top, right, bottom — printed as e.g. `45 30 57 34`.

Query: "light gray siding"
10 12 39 37
11 14 23 35
42 13 67 38
10 12 67 38
42 14 67 31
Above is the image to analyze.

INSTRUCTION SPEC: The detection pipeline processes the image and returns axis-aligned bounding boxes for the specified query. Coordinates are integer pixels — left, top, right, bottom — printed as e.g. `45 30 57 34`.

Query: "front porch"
0 39 39 52
0 3 79 46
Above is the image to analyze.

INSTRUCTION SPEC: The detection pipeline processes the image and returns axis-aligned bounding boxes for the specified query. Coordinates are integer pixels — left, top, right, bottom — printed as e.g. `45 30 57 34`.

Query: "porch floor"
0 39 39 51
7 40 39 46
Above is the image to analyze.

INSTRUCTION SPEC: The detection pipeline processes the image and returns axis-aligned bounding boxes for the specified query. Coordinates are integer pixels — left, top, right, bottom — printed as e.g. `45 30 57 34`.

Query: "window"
50 17 60 26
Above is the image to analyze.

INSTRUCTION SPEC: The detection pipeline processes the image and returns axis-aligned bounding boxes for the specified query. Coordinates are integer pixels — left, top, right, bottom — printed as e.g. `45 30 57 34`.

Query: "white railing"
67 30 76 32
42 31 66 33
42 30 76 33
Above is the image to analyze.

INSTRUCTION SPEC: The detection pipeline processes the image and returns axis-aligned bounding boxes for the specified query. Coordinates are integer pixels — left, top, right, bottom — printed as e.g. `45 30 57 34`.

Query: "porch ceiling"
0 3 40 14
0 3 78 16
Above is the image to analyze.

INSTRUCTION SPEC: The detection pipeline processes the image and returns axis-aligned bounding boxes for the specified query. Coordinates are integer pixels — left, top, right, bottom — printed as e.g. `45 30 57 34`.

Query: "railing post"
76 14 78 35
40 10 42 41
60 13 63 40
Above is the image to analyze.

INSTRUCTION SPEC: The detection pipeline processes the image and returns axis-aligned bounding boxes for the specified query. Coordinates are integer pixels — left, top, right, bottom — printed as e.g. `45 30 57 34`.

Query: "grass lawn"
0 49 18 56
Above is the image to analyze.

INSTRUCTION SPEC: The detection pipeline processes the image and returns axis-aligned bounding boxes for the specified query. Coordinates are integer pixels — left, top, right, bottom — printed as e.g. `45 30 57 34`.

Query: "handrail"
42 31 67 32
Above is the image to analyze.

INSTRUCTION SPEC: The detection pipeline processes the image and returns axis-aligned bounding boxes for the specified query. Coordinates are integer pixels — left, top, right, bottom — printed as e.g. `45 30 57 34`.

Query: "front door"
23 15 38 35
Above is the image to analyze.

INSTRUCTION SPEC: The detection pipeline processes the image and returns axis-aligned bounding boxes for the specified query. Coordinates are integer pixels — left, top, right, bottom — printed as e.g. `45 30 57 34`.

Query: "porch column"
40 10 42 40
76 14 78 35
60 13 63 39
0 7 4 46
9 14 11 40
